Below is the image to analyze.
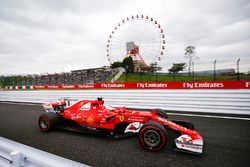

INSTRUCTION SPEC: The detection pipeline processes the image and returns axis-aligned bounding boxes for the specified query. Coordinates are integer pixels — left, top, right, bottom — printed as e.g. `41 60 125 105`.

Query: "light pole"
173 63 176 82
192 61 195 81
214 59 216 81
155 62 158 82
139 68 142 82
125 65 128 82
237 58 240 80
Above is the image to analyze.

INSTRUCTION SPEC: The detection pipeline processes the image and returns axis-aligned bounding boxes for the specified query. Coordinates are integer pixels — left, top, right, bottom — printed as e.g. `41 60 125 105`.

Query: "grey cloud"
0 0 249 75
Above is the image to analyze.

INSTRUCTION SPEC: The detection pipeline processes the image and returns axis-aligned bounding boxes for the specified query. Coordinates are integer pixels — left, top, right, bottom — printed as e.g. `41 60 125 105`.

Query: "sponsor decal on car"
158 117 167 122
125 122 143 133
80 102 90 110
128 117 144 122
119 116 124 122
71 115 81 120
82 116 87 122
82 115 94 124
86 116 95 125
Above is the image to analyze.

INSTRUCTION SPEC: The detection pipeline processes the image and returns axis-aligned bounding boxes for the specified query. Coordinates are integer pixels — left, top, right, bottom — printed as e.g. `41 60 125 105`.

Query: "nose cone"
175 135 203 154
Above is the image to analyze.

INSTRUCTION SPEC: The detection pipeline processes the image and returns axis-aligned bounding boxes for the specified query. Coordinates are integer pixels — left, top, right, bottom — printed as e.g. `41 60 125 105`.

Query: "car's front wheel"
38 112 58 132
153 108 168 119
139 121 167 151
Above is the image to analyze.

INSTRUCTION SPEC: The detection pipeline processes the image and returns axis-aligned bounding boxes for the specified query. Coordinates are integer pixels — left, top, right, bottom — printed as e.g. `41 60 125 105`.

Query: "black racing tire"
38 112 59 132
154 108 168 119
139 121 167 151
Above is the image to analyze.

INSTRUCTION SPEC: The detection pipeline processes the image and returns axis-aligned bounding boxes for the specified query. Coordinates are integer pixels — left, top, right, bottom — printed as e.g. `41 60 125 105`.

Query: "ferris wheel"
106 14 166 70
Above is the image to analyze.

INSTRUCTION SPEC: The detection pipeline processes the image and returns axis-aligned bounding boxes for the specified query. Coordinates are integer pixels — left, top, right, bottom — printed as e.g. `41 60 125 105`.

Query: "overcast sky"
0 0 249 75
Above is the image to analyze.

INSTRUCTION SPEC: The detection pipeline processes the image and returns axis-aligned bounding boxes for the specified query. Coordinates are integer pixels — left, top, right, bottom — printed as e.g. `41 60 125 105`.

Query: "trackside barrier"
0 89 250 115
4 81 250 90
0 137 88 167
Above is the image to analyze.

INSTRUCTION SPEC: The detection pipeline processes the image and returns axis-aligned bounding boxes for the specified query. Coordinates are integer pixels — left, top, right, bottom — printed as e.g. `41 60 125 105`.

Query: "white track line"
1 101 250 121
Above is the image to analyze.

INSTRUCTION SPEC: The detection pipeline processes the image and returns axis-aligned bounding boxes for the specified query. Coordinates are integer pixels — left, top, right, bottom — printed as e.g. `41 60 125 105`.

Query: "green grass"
116 73 250 82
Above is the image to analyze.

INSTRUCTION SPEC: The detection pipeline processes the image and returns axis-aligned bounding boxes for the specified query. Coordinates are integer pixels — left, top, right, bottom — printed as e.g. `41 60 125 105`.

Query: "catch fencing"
0 89 250 115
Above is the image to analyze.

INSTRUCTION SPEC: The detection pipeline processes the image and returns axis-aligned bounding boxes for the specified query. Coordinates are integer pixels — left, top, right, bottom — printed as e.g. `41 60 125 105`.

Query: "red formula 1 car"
38 97 204 154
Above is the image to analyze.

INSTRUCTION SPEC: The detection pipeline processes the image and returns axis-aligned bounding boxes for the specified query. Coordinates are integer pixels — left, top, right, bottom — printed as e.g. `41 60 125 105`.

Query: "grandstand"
0 67 118 86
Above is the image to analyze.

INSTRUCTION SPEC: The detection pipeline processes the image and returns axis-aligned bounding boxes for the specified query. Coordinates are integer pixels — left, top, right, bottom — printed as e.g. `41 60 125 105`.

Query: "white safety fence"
0 137 87 167
0 89 250 115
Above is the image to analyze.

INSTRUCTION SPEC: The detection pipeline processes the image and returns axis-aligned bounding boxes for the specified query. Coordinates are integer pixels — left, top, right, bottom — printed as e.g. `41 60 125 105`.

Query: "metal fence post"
214 59 216 81
237 58 240 80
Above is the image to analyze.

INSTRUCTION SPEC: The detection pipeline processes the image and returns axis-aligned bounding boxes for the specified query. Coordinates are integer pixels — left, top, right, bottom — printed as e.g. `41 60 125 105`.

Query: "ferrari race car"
38 97 204 154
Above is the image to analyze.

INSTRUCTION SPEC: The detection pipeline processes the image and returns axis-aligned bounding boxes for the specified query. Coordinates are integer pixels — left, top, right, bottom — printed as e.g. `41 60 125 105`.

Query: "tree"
148 63 162 73
110 57 134 73
111 61 123 68
135 62 145 72
168 63 186 73
169 63 186 82
0 77 4 87
122 56 134 73
184 46 198 76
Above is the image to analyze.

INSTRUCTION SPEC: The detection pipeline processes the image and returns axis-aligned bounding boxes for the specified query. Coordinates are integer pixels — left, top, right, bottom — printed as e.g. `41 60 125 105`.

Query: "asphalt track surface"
0 102 250 167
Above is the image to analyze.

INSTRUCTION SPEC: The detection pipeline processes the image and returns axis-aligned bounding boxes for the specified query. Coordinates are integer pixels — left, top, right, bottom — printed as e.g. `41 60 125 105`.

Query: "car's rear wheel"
139 121 167 151
38 112 58 132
